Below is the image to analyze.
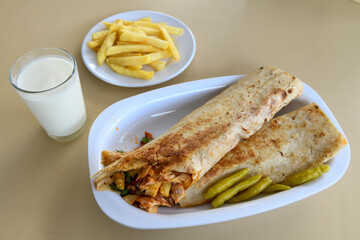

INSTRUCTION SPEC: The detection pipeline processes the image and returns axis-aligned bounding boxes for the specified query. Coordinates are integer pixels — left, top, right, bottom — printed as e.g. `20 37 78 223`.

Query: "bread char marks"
143 116 229 170
134 69 295 170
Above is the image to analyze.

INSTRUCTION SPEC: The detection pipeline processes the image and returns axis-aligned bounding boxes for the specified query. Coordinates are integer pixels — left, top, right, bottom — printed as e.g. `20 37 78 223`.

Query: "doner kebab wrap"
179 103 347 207
93 66 303 212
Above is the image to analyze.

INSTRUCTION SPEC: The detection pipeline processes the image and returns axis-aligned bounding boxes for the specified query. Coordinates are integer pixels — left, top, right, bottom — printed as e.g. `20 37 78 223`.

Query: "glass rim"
9 47 76 94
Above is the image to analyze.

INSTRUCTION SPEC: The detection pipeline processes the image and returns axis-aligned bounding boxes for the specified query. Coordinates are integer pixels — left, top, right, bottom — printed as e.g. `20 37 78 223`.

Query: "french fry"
121 19 132 25
128 65 143 70
159 182 172 197
113 20 124 34
92 30 108 40
108 63 154 80
106 44 159 56
118 20 147 35
116 41 142 45
115 172 125 190
132 21 184 35
160 25 183 35
106 54 152 66
133 26 160 36
148 35 163 40
111 52 142 57
145 182 162 197
149 61 166 71
148 50 172 62
104 20 122 36
88 38 105 51
102 22 112 28
119 31 169 49
97 32 116 65
126 25 146 34
106 21 116 33
159 26 180 61
139 17 152 22
119 28 146 36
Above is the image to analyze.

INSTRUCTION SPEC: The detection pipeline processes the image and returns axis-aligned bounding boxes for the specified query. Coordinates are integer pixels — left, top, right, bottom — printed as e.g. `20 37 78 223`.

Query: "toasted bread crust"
179 103 347 207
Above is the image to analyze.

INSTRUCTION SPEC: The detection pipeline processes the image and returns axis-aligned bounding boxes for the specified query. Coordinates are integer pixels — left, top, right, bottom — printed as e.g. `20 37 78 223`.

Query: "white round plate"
81 10 196 87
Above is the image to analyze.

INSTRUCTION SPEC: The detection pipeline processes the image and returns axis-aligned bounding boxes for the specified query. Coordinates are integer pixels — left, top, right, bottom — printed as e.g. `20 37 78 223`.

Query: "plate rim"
81 10 196 88
88 75 350 229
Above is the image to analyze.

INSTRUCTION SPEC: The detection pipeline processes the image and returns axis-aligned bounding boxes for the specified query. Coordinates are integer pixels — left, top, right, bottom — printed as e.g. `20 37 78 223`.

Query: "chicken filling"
99 132 192 213
108 166 192 212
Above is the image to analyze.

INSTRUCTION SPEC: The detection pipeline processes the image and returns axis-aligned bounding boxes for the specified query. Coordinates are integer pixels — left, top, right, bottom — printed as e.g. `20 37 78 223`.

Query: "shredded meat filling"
138 176 157 190
170 183 186 203
112 165 191 212
136 194 174 212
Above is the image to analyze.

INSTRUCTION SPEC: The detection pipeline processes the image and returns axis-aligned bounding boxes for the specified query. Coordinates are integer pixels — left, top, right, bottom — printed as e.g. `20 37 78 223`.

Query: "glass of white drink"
9 47 87 142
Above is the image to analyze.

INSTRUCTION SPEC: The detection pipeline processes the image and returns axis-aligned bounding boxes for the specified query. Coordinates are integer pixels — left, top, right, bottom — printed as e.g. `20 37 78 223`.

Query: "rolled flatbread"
179 103 348 207
93 65 303 212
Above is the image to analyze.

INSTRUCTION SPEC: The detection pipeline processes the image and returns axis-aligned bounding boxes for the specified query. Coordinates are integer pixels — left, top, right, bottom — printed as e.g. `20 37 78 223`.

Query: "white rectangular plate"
88 75 350 229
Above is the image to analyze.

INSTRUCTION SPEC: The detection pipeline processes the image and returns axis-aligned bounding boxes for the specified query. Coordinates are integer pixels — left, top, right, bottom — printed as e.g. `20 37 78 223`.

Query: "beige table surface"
1 0 359 239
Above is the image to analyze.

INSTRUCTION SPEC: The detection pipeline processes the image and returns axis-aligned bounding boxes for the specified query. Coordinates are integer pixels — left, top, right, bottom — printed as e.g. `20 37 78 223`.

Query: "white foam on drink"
17 57 72 91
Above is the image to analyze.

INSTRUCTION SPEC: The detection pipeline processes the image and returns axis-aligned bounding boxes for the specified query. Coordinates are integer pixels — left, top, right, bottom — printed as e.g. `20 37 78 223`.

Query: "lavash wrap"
178 103 348 207
94 65 304 204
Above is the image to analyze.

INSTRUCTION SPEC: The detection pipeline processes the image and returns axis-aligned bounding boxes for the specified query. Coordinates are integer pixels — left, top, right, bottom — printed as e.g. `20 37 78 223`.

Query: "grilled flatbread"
93 65 303 212
179 103 347 207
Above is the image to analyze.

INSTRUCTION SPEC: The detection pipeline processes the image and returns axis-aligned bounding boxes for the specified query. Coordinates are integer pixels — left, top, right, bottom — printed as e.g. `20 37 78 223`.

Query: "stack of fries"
87 17 184 80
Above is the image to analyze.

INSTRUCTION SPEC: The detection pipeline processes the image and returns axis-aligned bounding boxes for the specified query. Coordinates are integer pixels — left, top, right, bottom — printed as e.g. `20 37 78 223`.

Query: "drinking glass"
9 47 87 142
